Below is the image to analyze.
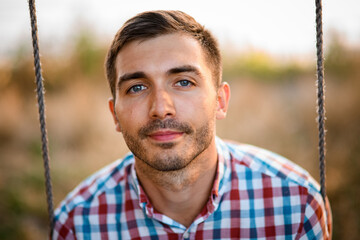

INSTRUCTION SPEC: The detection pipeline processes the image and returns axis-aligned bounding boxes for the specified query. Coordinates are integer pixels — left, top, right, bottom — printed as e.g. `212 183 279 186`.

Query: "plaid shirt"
53 137 332 239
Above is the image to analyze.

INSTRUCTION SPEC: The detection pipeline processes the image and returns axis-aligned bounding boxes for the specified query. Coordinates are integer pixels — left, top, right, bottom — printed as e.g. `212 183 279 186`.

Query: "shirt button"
183 230 190 239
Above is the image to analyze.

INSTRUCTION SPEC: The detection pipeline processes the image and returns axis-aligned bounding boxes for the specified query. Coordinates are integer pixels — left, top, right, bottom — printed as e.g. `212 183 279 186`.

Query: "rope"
315 0 327 201
28 0 54 236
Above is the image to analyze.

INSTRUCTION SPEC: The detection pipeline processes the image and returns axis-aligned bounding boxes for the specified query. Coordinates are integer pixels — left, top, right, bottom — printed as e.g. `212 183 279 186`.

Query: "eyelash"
126 84 147 94
174 79 194 87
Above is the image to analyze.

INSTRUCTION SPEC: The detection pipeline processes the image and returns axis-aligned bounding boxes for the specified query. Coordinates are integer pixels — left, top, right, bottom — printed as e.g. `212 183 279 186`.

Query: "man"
53 10 332 239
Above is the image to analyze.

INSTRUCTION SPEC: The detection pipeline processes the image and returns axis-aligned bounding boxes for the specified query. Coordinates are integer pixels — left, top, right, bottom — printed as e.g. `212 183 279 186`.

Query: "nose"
149 88 176 120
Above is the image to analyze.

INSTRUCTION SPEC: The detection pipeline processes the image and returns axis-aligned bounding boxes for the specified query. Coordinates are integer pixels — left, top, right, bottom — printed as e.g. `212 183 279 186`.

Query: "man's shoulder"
54 153 135 215
217 137 320 193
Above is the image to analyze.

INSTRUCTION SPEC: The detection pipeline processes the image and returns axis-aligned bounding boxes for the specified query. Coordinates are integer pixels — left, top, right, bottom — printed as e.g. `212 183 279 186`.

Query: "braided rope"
28 0 54 236
315 0 327 201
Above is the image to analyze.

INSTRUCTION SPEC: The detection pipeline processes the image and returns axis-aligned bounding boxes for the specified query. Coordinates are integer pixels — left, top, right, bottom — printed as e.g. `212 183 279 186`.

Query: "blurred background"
0 0 359 239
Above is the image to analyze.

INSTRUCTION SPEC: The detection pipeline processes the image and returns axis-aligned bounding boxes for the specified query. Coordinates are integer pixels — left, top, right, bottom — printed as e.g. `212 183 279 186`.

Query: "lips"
148 130 184 142
139 119 193 141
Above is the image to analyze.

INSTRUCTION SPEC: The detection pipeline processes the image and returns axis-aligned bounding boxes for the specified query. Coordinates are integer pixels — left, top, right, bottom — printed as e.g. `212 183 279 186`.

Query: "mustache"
139 119 193 139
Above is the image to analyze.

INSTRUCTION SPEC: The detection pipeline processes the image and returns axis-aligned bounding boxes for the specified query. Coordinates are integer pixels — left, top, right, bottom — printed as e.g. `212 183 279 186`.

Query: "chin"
147 154 191 172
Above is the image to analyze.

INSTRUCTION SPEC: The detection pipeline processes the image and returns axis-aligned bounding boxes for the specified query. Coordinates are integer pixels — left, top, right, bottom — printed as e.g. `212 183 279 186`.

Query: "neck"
135 140 218 227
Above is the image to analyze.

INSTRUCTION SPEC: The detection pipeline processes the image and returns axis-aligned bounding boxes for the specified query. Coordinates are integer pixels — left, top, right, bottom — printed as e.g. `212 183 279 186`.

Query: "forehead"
114 33 211 79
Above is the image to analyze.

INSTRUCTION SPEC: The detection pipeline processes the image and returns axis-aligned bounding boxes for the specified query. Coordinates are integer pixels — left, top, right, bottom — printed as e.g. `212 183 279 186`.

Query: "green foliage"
223 51 309 82
72 30 107 78
0 189 26 239
324 32 360 81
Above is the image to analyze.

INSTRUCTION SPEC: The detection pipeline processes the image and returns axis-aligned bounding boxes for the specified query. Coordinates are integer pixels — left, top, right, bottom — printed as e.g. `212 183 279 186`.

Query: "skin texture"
109 33 230 227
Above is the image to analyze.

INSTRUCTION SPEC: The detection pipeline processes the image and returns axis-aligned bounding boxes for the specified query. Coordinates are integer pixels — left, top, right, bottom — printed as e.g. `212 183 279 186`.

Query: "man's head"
107 10 230 176
105 10 222 99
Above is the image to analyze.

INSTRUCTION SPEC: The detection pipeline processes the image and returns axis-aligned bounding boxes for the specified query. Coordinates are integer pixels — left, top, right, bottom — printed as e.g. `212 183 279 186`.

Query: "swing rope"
28 0 54 236
315 0 327 201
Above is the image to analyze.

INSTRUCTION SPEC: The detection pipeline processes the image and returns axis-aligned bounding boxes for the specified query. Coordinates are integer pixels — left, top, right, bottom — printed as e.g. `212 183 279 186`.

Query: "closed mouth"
148 130 184 142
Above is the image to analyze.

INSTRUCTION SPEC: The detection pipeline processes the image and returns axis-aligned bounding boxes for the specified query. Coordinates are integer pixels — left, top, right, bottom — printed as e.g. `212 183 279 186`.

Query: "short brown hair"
105 10 222 99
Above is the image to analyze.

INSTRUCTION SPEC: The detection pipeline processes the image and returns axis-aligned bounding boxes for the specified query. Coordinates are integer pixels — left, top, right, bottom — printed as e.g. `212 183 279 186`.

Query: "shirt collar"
214 136 232 200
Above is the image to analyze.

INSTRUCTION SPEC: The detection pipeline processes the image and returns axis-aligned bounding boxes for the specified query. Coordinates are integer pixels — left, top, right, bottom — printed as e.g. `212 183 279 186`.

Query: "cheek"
116 102 144 132
175 93 217 121
197 88 218 108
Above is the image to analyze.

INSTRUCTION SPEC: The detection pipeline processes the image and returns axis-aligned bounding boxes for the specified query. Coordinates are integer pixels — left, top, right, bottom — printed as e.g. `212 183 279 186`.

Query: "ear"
108 98 122 132
216 82 231 120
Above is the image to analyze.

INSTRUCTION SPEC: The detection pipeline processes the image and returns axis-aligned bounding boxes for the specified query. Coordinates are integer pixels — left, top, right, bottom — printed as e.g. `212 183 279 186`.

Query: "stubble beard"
122 118 214 172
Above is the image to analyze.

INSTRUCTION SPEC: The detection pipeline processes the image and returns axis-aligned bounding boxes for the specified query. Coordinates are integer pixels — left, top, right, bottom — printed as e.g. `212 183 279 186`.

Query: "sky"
0 0 359 57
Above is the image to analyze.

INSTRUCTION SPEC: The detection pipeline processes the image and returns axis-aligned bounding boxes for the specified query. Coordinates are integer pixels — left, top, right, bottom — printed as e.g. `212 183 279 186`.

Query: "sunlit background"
0 0 359 239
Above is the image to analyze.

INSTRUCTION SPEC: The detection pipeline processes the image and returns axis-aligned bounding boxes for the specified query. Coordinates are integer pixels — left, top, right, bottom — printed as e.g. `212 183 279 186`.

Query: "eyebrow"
118 71 147 88
167 65 201 76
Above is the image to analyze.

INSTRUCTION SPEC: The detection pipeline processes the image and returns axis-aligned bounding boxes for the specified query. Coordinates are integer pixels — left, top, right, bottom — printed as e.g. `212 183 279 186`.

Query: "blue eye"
176 80 192 87
128 84 147 94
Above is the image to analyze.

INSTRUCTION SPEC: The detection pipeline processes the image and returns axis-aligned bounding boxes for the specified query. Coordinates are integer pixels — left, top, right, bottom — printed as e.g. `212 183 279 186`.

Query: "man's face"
110 33 229 172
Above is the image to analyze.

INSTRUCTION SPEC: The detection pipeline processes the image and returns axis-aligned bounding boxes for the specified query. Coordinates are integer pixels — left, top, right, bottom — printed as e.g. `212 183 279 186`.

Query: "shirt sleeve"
297 191 332 240
52 207 76 240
